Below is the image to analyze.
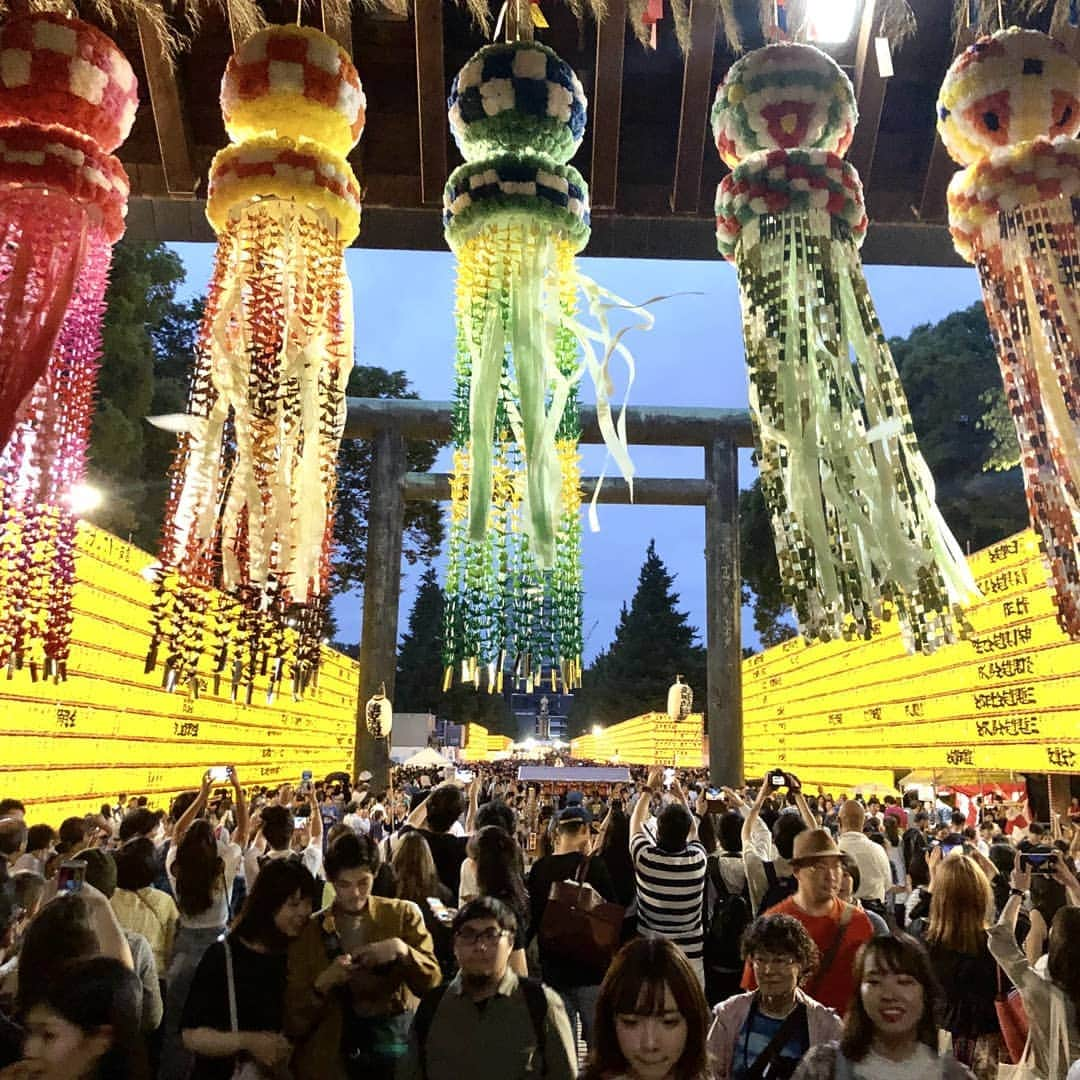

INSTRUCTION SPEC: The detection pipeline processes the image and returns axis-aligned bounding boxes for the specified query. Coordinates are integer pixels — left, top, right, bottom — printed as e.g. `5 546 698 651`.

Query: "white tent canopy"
400 747 453 768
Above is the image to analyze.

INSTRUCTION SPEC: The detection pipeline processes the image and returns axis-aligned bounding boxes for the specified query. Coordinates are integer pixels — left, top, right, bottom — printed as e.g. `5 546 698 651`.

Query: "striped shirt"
631 832 707 959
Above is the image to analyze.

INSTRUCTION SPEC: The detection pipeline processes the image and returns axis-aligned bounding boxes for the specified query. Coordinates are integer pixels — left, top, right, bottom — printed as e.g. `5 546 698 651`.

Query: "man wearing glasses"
741 829 873 1014
400 896 577 1080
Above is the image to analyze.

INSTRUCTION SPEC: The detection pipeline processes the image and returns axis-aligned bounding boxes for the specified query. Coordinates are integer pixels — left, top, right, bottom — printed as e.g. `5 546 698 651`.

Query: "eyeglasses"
800 858 842 872
751 954 799 971
455 928 509 948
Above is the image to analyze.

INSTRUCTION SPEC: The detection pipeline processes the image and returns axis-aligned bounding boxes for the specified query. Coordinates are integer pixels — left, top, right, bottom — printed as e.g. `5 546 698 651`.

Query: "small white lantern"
667 674 693 721
366 683 393 739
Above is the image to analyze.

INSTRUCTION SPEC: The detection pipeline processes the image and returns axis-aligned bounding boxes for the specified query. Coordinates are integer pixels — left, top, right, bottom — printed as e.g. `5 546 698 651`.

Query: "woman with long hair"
7 957 148 1080
792 934 974 1080
393 830 455 979
920 854 1002 1079
581 937 711 1080
161 770 246 1080
988 853 1080 1077
468 825 529 976
181 858 317 1079
598 804 637 910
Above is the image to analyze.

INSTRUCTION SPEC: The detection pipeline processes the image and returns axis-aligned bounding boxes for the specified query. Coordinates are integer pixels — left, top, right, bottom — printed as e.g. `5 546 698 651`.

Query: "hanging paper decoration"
147 24 363 698
366 684 393 739
666 674 693 720
939 27 1080 636
712 43 979 652
0 12 135 680
442 40 643 694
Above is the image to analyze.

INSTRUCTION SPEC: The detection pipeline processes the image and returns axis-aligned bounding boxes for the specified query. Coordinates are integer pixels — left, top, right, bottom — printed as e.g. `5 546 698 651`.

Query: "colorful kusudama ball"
711 42 857 170
447 40 587 164
0 12 138 153
221 24 366 158
937 26 1080 167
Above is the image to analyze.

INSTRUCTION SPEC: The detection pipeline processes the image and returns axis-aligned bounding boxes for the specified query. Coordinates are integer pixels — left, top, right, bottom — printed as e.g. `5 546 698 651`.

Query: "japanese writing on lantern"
1047 746 1077 769
55 707 76 729
947 748 974 765
987 538 1021 563
971 626 1033 654
904 702 924 718
977 656 1034 681
973 686 1037 710
975 714 1040 738
1002 595 1030 618
981 566 1029 594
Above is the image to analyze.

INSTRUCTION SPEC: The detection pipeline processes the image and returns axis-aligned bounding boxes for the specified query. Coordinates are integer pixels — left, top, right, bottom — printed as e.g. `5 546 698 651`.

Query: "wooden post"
354 430 407 791
705 438 742 786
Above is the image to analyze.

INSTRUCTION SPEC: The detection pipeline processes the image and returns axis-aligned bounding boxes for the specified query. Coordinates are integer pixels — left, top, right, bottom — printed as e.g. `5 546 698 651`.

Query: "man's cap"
790 828 843 864
558 805 592 826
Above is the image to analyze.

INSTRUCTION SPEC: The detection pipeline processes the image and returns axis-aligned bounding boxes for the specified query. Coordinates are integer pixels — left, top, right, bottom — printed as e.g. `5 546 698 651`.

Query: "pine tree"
569 540 705 735
393 569 516 736
395 568 445 713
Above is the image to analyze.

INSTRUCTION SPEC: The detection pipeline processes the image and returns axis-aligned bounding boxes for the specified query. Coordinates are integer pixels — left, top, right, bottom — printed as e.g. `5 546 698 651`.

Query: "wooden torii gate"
344 397 755 790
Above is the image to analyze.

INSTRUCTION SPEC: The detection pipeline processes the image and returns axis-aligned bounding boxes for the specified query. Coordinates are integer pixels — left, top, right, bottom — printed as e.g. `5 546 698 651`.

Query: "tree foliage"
332 367 443 595
568 540 706 737
740 302 1028 642
85 242 202 550
394 567 514 736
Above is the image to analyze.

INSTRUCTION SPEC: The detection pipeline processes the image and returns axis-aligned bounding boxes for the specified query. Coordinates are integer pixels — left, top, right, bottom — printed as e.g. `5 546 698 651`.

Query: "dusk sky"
168 244 985 661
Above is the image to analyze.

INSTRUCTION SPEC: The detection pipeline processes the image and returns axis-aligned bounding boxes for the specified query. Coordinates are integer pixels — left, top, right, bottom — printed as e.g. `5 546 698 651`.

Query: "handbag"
225 940 287 1080
997 983 1069 1080
538 854 625 981
995 964 1030 1065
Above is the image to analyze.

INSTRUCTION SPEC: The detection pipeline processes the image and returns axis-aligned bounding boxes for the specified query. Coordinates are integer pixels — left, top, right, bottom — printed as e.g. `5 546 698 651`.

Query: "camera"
768 771 786 788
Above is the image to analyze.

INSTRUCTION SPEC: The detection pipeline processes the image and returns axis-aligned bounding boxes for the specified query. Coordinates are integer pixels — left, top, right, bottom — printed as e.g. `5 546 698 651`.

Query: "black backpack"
703 856 752 1002
413 976 548 1080
758 860 798 915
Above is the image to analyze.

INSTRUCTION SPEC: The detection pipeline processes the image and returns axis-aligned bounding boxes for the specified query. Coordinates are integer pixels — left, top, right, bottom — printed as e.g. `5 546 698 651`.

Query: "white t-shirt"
243 840 323 891
458 857 478 906
853 1044 940 1080
165 839 241 928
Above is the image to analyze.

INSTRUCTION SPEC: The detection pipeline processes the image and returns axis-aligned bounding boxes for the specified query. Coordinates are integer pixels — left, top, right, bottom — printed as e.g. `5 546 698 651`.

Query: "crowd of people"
0 763 1079 1079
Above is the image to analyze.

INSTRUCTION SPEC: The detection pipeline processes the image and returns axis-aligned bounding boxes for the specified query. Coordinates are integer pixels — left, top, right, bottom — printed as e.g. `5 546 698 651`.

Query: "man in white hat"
741 828 873 1014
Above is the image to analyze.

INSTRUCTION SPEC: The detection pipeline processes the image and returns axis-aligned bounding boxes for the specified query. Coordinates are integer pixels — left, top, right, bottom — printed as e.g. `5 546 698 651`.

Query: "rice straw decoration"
147 25 362 699
940 27 1080 637
712 42 979 652
0 12 135 680
442 40 645 693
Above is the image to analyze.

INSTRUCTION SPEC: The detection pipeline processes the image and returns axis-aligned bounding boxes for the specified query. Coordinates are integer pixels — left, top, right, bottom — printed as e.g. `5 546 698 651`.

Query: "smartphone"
706 798 725 813
940 840 964 857
208 766 230 782
455 769 474 783
769 771 786 788
427 896 454 923
293 816 307 830
56 861 86 893
1021 851 1058 874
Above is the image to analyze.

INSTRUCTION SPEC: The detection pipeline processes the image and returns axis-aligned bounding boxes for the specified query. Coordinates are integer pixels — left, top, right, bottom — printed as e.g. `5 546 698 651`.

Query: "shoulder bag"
995 963 1030 1065
997 983 1069 1080
224 940 289 1080
538 853 625 982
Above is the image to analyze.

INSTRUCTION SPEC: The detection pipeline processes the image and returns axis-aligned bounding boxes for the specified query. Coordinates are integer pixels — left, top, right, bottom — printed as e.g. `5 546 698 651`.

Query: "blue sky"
167 243 984 659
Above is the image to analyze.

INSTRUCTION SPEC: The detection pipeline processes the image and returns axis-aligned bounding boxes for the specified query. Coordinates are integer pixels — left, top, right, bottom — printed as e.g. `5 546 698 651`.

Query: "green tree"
568 540 706 736
393 567 515 736
740 302 1028 641
85 242 200 549
395 567 445 713
333 367 443 595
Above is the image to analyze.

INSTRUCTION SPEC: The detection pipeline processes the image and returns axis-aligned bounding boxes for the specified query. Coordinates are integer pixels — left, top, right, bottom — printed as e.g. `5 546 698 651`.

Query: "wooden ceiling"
101 0 1077 263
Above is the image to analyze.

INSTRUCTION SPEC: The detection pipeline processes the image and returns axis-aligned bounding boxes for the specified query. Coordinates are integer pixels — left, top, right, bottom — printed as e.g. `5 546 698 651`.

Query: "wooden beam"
320 0 353 58
589 0 627 211
846 0 887 185
404 473 712 504
670 0 720 214
414 0 447 206
918 28 975 223
134 9 197 197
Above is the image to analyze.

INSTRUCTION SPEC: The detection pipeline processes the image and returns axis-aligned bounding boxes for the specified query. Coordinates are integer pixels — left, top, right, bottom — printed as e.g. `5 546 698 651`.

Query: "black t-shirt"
403 828 468 898
526 852 616 989
182 937 288 1080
